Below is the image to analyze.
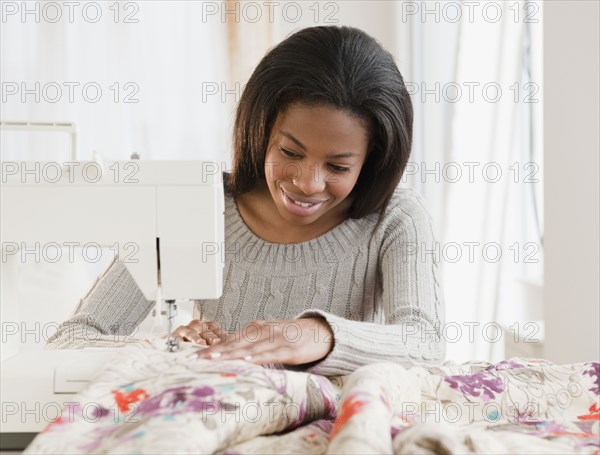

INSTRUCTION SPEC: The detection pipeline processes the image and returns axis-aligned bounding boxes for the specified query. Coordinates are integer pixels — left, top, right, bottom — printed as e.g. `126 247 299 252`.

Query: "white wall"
543 1 600 363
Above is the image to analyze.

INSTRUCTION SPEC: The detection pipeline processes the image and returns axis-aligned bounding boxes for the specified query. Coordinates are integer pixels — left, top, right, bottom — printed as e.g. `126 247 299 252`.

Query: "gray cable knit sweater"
47 186 445 376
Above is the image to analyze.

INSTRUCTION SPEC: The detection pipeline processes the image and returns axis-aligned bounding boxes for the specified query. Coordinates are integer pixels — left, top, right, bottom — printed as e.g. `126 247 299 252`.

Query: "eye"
328 164 351 173
279 147 299 158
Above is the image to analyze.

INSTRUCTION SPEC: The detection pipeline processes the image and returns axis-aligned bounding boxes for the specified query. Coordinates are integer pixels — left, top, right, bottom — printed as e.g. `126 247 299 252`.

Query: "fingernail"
209 352 222 359
243 355 252 361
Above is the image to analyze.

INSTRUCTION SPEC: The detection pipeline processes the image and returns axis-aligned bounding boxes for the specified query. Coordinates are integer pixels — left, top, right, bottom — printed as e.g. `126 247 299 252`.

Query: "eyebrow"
279 131 361 158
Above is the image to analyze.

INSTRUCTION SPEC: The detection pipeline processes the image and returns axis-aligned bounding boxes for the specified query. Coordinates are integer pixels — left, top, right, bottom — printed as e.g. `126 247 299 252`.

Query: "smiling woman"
172 26 445 374
51 26 445 376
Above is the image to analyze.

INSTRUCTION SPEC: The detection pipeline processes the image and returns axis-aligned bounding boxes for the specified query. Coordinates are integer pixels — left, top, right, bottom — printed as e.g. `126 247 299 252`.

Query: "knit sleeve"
45 256 154 349
293 191 446 376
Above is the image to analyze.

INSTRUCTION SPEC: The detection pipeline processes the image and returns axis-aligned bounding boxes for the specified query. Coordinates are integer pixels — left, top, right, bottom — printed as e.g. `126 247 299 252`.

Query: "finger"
205 338 313 366
187 319 206 332
250 345 295 363
204 321 227 340
199 338 274 361
186 320 226 345
234 346 294 365
198 330 253 356
202 330 223 346
174 326 206 345
172 325 192 340
196 320 274 359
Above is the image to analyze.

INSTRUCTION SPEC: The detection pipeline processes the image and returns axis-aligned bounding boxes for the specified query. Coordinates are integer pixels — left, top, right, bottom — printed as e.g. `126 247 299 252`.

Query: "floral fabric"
25 339 599 454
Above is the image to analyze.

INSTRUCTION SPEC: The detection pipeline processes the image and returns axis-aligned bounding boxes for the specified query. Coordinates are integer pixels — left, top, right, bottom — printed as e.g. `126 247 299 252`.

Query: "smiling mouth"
281 189 326 206
280 188 327 214
293 200 313 208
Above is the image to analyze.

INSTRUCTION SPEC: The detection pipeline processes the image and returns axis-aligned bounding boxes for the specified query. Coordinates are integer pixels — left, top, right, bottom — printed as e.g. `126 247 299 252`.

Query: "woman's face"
263 103 369 229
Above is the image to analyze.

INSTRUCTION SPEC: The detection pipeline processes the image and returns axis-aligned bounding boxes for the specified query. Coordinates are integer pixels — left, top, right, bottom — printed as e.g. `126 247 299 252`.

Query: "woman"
173 26 445 375
51 26 445 377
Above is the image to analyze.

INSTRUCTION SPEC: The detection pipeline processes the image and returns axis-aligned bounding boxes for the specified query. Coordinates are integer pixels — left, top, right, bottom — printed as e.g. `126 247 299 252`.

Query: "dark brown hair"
226 25 413 219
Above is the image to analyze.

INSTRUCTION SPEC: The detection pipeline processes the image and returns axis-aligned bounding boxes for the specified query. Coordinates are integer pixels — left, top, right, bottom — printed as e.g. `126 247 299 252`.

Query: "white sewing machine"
0 159 224 447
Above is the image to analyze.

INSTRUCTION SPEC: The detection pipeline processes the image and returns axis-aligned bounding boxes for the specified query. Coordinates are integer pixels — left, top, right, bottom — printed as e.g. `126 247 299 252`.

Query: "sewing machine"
0 160 225 448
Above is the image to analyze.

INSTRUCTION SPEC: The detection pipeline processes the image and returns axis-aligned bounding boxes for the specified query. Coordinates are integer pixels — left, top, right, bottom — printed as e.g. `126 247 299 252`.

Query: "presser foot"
164 299 179 352
166 335 180 352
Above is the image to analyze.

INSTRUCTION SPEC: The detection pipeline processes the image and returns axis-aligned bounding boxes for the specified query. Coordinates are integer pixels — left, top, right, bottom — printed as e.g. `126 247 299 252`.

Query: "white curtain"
398 1 544 362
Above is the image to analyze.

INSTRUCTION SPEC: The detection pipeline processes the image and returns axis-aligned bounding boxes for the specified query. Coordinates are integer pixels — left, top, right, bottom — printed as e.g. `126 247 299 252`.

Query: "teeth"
283 189 317 208
293 200 313 208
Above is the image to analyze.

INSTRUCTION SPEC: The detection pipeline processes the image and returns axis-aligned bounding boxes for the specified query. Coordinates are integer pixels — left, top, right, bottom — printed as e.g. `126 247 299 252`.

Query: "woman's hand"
193 318 334 366
172 320 228 346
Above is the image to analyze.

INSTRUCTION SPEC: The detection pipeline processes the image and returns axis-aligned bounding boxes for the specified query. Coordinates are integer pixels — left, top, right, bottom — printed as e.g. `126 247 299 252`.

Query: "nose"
292 162 326 195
